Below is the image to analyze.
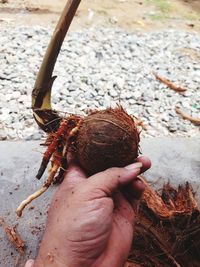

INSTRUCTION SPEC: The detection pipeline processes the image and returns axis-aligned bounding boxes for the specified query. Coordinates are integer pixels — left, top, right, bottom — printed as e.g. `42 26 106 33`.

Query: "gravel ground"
0 26 199 140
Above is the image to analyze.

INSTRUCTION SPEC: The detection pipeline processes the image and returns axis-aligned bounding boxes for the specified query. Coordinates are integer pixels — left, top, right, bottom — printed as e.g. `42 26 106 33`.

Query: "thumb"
86 162 143 196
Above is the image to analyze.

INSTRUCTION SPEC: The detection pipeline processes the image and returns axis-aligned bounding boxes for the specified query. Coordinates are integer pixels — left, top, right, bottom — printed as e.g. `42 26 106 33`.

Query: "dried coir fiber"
75 107 140 174
127 180 200 267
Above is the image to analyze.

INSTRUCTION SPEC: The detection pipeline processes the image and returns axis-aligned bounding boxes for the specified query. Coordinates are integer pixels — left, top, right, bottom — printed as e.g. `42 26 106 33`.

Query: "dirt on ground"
0 0 200 32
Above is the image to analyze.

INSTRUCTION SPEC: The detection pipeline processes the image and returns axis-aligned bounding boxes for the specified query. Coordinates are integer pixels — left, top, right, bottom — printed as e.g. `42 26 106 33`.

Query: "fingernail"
125 162 143 170
25 259 35 267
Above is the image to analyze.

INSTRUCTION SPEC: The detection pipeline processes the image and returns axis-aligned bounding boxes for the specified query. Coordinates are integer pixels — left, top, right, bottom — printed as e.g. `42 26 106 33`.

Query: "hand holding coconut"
25 156 150 267
16 0 142 217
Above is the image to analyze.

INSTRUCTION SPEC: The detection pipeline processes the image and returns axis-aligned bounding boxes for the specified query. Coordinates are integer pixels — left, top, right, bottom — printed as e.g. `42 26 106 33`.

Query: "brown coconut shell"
75 107 140 175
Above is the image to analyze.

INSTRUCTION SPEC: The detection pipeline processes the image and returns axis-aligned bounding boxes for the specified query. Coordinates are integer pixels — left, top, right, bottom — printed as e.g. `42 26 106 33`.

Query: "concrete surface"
0 138 199 266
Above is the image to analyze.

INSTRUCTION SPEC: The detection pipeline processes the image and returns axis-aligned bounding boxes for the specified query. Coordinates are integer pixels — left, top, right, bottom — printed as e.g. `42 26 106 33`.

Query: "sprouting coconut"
16 0 140 217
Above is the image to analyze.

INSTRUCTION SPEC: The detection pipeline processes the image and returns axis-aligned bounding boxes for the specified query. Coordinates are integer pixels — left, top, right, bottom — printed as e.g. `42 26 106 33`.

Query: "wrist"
32 232 69 267
33 253 66 267
33 229 94 267
33 245 90 267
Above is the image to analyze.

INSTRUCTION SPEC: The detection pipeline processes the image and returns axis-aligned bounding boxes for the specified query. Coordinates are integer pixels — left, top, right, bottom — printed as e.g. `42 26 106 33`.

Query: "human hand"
26 156 151 267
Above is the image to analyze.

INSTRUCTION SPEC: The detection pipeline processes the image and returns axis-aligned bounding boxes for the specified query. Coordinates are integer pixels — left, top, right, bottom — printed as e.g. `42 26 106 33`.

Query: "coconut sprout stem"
33 0 82 107
16 164 59 217
32 0 82 131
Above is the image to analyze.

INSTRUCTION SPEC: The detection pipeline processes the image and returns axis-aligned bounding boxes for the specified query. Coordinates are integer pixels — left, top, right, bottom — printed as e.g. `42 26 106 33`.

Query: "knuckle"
104 166 121 174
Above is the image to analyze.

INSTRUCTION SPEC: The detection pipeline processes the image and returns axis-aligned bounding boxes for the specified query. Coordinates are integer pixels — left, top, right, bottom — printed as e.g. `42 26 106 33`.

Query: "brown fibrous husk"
75 106 140 174
0 219 25 254
127 179 200 267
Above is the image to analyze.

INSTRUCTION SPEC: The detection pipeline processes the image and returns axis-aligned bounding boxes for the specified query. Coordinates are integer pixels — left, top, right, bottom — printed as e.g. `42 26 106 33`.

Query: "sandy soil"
0 0 200 31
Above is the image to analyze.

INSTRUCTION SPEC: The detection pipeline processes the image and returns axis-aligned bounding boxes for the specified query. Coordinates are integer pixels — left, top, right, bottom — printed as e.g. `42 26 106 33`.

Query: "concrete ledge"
0 138 199 266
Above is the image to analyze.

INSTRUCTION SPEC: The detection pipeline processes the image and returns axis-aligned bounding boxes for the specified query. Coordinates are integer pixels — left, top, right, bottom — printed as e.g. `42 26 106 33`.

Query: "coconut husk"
0 219 25 254
127 179 200 267
75 107 140 174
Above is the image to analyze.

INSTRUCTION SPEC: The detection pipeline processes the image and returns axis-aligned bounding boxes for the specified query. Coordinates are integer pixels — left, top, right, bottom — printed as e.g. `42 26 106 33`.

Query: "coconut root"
16 163 60 217
36 117 80 180
16 118 82 217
